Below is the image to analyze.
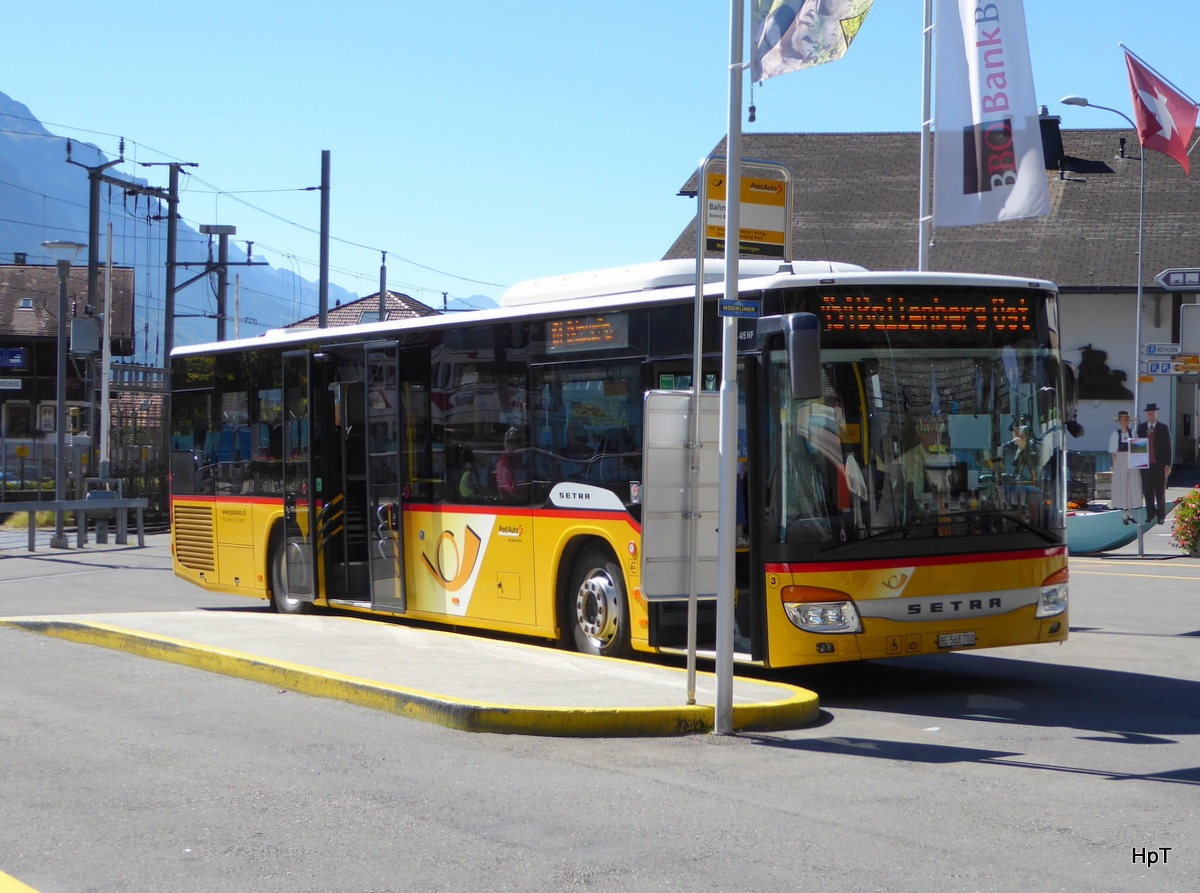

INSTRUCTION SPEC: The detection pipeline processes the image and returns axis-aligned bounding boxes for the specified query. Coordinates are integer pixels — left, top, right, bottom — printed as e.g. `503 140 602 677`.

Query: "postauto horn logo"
420 525 482 592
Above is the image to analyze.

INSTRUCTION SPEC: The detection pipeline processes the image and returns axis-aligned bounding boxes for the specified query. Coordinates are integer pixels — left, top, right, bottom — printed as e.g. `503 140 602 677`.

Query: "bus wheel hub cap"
576 571 618 645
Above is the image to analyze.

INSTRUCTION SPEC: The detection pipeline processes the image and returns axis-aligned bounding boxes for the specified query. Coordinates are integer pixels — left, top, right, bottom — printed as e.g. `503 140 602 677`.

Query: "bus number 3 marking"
420 525 483 592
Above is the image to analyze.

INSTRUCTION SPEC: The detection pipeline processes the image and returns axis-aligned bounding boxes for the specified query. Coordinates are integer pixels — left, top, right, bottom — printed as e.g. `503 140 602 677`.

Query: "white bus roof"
500 258 867 307
172 260 1057 357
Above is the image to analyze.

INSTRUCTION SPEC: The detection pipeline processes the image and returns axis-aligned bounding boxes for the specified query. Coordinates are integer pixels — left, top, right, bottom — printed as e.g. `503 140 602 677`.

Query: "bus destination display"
819 292 1032 333
547 314 630 354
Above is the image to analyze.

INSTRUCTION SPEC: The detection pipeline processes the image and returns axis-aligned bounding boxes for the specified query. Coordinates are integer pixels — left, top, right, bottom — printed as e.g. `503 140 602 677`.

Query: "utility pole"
198 225 236 340
177 230 267 340
140 162 194 373
318 150 331 329
66 142 123 319
140 161 194 515
68 147 193 513
379 251 388 322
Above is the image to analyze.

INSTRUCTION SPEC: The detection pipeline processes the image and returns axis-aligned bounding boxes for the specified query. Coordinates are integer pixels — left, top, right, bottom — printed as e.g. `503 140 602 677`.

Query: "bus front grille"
174 504 216 572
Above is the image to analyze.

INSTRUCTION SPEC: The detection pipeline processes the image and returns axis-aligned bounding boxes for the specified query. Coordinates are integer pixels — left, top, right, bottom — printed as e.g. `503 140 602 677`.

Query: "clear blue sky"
3 1 1196 308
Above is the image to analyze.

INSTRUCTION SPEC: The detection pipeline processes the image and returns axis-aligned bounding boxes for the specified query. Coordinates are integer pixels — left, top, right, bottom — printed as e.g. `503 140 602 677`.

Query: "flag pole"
1120 43 1200 107
918 0 934 270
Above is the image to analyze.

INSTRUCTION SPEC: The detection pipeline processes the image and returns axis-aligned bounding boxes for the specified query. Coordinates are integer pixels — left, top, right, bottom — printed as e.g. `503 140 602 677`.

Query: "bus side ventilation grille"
175 505 216 572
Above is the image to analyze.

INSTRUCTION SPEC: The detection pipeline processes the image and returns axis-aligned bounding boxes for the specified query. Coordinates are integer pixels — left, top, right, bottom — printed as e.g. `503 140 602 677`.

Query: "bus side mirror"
784 312 821 401
1063 361 1084 438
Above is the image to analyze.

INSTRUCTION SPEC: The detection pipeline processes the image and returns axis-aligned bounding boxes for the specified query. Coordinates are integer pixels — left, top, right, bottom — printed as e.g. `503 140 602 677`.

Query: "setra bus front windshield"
765 340 1068 556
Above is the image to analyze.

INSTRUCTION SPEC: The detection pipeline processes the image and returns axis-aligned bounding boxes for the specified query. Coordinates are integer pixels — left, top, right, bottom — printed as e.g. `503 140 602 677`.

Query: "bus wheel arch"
267 522 314 615
559 537 632 659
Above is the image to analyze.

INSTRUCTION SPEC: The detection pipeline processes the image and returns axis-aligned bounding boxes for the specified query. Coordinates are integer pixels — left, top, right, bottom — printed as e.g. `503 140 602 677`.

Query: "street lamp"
41 240 86 549
1061 95 1146 420
1063 95 1151 554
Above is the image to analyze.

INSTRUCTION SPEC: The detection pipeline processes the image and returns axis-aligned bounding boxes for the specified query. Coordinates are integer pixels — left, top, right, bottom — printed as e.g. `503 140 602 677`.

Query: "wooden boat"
1065 506 1150 554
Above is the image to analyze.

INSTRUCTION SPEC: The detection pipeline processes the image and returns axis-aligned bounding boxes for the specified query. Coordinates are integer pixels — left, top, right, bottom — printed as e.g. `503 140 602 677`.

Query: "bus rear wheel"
270 532 315 615
567 546 631 659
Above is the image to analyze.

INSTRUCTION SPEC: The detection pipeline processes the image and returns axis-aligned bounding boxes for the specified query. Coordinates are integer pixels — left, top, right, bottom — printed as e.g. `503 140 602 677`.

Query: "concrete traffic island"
0 612 820 737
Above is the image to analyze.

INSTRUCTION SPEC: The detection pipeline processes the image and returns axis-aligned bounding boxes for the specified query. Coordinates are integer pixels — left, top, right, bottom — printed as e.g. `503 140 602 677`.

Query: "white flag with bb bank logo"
933 0 1049 227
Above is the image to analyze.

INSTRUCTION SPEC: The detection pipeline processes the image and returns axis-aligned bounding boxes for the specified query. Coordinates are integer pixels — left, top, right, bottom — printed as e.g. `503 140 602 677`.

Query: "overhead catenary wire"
2 108 510 292
185 172 509 289
3 118 509 351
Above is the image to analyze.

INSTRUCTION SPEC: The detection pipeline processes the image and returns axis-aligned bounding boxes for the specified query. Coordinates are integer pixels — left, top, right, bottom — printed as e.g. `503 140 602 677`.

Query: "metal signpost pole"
52 259 70 548
100 225 113 480
687 159 711 706
41 241 86 548
715 0 746 735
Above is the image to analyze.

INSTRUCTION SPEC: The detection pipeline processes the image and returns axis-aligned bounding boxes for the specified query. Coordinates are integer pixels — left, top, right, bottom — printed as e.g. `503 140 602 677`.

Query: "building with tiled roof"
0 262 135 353
287 290 439 328
0 260 135 438
664 118 1200 463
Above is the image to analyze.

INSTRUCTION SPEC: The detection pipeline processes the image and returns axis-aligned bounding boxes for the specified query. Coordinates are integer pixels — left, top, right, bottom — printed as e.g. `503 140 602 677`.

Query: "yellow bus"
169 258 1071 666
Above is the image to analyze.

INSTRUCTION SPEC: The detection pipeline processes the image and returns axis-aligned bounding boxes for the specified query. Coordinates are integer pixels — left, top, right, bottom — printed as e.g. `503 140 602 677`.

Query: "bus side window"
593 426 636 481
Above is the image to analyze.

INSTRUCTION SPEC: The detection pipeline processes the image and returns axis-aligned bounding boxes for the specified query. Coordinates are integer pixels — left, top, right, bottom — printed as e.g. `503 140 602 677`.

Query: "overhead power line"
1 109 511 291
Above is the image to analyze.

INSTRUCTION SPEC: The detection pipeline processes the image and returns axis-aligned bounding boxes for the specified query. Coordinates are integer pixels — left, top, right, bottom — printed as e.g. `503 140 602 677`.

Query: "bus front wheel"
270 532 315 615
566 546 631 659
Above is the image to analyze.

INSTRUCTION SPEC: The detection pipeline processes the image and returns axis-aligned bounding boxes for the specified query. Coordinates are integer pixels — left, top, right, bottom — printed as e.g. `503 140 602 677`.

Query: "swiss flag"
1125 51 1199 175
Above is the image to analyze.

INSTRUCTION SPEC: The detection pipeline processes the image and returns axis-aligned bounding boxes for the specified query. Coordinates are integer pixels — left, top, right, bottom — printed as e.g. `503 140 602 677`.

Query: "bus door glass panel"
363 341 406 612
321 344 382 601
734 362 757 655
397 346 432 612
281 351 315 599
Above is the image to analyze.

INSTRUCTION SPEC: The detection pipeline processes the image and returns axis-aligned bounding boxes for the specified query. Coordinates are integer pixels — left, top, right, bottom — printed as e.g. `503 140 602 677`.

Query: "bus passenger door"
364 342 407 613
281 350 317 605
312 342 407 612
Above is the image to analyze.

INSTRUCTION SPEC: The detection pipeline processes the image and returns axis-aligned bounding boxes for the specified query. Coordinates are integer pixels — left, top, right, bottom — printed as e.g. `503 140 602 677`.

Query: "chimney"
1039 107 1065 170
13 252 27 264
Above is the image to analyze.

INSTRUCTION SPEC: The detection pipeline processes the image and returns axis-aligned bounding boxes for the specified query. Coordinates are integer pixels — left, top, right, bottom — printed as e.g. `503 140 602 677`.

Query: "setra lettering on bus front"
907 597 1002 615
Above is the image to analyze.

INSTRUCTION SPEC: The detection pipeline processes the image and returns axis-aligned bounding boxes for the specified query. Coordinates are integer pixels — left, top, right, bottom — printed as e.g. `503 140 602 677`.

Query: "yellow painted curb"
0 870 41 892
1 619 818 736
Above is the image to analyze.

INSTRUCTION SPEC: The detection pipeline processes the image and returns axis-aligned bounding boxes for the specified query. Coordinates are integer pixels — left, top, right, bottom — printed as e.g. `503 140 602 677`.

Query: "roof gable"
665 127 1200 289
288 290 439 328
0 263 137 354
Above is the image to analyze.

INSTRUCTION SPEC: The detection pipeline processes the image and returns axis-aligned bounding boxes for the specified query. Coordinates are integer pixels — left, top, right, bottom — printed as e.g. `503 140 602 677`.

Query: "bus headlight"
781 586 862 633
1036 583 1068 618
1036 569 1068 618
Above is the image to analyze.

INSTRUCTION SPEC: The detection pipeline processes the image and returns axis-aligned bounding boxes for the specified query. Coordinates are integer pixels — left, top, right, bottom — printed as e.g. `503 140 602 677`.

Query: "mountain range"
0 89 496 365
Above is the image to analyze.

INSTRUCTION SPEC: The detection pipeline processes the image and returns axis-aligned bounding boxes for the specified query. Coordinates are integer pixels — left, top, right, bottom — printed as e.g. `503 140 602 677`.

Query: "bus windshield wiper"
815 522 941 556
983 511 1061 544
816 510 1061 556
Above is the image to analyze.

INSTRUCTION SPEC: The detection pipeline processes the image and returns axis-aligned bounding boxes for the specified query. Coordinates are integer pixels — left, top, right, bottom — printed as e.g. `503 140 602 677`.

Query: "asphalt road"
1 534 1197 892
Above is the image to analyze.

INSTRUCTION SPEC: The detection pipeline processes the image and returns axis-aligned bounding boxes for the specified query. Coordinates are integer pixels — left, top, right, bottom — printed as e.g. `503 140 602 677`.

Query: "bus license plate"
937 632 976 649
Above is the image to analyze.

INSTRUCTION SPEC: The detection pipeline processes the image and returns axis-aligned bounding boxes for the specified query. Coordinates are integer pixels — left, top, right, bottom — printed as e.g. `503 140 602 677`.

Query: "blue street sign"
719 298 760 318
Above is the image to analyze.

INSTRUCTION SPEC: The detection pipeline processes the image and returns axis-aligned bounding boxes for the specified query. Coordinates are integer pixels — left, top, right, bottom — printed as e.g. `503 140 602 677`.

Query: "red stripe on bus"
170 495 642 535
402 502 642 534
766 546 1065 575
171 495 283 507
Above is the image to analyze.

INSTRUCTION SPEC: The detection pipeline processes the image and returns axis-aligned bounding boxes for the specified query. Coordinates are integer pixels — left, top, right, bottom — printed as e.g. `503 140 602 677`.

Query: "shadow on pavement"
770 650 1200 739
741 732 1200 786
